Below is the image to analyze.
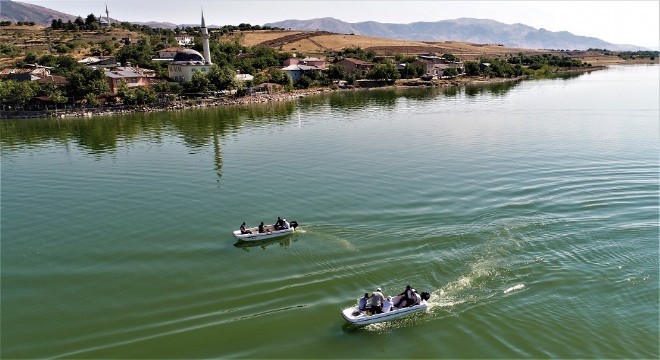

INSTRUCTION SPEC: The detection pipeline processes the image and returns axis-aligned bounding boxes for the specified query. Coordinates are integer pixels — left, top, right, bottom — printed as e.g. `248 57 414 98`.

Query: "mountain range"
0 0 646 51
265 17 645 51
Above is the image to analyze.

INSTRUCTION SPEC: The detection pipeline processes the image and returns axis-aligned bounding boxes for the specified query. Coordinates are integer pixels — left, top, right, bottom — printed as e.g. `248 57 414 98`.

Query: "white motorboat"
341 293 431 326
232 220 298 241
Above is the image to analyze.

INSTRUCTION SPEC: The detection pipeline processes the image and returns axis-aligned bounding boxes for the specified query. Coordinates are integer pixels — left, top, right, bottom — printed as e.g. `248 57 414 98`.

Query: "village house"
283 55 327 69
335 57 374 75
281 63 323 83
104 66 156 94
174 35 194 46
157 47 185 60
78 56 119 68
0 64 52 82
413 54 464 78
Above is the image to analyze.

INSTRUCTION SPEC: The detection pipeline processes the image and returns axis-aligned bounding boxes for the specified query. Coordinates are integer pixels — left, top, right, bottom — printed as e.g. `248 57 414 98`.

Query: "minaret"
201 10 212 64
105 4 110 27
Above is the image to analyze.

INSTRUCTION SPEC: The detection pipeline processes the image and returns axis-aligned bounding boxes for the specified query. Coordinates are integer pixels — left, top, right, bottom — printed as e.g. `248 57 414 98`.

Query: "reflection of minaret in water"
201 9 212 64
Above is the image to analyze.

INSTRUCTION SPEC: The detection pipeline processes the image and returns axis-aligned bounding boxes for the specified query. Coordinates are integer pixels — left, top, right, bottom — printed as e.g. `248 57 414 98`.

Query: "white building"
167 49 212 82
175 35 194 46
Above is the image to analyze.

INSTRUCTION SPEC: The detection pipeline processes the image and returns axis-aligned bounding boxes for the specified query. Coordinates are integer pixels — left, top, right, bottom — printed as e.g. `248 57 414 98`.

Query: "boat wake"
504 283 525 293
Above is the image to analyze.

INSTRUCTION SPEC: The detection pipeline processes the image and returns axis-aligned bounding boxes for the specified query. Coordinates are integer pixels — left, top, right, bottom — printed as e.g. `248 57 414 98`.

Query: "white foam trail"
504 283 525 293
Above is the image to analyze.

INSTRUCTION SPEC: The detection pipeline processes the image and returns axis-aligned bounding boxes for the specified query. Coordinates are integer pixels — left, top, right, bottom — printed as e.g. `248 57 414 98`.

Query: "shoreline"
0 65 609 120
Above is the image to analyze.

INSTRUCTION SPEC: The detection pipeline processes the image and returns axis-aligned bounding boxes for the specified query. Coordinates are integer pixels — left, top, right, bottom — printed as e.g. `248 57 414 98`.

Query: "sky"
15 0 660 49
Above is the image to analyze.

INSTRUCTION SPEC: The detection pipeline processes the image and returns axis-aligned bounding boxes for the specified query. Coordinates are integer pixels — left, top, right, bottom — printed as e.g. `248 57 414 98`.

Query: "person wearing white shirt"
382 296 393 312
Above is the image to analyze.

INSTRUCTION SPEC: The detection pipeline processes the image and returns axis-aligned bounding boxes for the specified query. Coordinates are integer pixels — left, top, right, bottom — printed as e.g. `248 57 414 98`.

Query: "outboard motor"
290 221 299 229
421 292 431 301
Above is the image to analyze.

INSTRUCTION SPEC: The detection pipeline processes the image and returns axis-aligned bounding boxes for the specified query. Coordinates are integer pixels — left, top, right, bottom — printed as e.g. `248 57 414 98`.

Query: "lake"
1 65 658 359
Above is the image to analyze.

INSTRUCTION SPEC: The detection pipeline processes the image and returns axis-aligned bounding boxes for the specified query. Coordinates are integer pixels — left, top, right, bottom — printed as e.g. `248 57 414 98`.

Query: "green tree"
326 64 348 81
295 75 312 89
116 40 154 68
134 87 157 105
65 67 109 99
0 80 38 109
443 67 459 78
443 53 457 62
47 88 67 110
207 65 239 91
184 69 212 93
464 61 481 76
84 93 100 107
268 69 292 87
366 63 400 81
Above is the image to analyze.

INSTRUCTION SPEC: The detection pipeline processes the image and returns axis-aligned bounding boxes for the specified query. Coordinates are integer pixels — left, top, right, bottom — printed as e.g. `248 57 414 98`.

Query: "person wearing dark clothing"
358 293 369 312
274 217 284 230
395 285 414 308
258 222 266 233
240 221 252 234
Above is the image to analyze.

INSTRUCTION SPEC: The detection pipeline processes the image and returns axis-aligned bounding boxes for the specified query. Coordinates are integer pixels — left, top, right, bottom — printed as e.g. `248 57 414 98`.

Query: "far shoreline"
0 65 614 120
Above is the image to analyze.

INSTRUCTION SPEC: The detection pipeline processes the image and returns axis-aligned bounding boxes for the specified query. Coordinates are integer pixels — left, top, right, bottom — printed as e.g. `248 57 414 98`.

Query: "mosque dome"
172 49 205 64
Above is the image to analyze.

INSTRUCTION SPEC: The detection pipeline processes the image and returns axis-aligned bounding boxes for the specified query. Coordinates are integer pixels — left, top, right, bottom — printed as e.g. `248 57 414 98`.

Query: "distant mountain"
2 0 646 51
265 17 647 51
0 0 77 24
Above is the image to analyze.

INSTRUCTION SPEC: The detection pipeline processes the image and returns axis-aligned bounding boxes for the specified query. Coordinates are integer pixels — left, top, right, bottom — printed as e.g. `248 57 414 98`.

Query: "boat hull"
232 227 295 241
341 300 429 325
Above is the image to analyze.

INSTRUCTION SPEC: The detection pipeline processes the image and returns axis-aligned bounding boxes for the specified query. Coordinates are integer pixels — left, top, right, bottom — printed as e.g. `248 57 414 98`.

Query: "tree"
443 53 457 62
48 88 67 110
268 69 292 87
0 80 37 109
134 87 157 105
73 16 85 29
85 14 97 28
84 93 100 107
207 65 239 91
295 75 312 89
65 67 109 99
464 61 481 76
184 69 212 93
326 65 348 81
443 67 459 78
366 63 400 81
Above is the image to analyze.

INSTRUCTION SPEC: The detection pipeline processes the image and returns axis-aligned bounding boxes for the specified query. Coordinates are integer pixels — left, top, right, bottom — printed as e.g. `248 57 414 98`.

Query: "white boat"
341 293 431 325
232 220 298 241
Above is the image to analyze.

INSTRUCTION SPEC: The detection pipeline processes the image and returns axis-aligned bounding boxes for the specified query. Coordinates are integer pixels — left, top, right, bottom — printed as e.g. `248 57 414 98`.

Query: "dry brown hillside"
229 30 649 66
0 25 142 66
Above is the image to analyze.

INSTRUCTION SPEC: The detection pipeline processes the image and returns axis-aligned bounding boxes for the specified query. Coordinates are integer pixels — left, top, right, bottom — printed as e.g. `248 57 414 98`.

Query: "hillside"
265 17 647 51
228 30 644 67
0 0 77 24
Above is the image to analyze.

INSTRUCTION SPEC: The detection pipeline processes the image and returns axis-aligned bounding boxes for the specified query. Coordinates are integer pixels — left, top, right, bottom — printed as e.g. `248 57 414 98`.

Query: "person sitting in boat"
382 295 394 312
240 222 252 234
395 285 415 308
258 222 266 233
358 293 369 312
411 289 422 306
369 288 384 314
274 217 284 230
282 219 290 229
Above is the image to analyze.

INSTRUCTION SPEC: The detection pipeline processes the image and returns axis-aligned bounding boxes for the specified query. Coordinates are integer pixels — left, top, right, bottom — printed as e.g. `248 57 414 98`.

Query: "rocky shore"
0 68 606 120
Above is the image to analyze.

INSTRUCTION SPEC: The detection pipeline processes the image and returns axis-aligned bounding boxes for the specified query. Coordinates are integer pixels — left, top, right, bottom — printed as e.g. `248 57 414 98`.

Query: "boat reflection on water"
233 235 293 251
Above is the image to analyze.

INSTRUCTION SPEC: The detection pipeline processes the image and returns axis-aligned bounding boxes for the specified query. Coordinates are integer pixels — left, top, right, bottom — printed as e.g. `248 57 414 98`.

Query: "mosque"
167 12 213 83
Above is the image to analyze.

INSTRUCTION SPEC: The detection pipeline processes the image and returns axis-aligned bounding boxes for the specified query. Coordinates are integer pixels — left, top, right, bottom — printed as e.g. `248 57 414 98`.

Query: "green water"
1 65 658 358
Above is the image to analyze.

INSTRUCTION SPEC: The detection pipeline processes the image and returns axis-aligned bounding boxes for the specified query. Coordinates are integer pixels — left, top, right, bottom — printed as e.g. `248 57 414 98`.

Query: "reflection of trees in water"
464 80 522 97
0 102 298 183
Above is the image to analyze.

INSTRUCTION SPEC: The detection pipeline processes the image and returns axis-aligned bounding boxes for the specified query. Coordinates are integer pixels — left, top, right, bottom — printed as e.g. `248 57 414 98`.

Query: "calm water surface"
1 65 658 359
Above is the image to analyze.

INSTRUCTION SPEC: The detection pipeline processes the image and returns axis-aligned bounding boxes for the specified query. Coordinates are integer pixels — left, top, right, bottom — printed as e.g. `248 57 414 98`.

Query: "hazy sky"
16 0 660 49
